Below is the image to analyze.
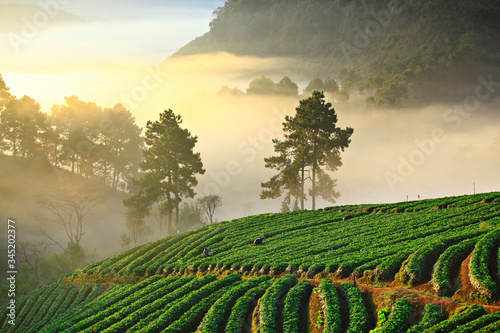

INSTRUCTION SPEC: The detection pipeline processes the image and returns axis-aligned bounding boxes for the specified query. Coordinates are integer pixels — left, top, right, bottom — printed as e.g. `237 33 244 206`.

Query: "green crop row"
2 285 47 333
224 279 274 333
129 229 204 276
371 298 411 333
25 284 74 333
401 229 482 285
421 305 486 333
450 312 500 332
125 275 206 332
8 284 58 333
196 276 271 333
319 279 342 333
75 192 500 281
469 230 500 299
432 238 478 295
406 304 442 333
282 280 312 333
80 276 181 332
0 292 30 329
165 284 236 333
259 274 298 333
339 282 369 333
104 276 193 332
41 278 154 333
475 319 500 332
140 274 241 332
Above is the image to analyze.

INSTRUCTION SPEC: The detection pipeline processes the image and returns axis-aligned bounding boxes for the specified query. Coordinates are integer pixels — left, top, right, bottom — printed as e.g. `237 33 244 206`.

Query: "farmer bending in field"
254 236 265 245
203 247 213 257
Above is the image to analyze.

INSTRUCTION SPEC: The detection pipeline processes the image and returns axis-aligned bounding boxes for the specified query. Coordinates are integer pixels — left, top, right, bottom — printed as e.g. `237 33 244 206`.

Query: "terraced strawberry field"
2 192 500 332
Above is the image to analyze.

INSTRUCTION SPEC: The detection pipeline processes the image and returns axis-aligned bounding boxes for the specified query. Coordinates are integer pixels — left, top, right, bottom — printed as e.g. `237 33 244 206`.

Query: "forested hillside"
176 0 500 105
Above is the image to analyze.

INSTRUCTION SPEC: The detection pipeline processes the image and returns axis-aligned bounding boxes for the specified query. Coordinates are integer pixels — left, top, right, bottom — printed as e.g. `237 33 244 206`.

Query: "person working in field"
203 247 213 257
254 236 265 245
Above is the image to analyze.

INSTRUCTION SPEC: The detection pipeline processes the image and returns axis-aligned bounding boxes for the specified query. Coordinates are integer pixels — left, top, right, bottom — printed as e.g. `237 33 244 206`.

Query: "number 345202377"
7 219 16 267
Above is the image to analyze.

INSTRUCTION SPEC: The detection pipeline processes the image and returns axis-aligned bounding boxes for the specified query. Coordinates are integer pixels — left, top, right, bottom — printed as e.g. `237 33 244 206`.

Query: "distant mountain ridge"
175 0 500 105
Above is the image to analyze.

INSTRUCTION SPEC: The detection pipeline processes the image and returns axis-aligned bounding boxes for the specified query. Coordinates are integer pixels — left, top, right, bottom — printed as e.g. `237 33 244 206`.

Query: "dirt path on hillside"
453 253 476 303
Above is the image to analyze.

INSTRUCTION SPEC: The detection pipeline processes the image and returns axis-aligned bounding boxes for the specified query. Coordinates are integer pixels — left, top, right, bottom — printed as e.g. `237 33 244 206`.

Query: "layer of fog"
146 53 500 221
2 52 499 261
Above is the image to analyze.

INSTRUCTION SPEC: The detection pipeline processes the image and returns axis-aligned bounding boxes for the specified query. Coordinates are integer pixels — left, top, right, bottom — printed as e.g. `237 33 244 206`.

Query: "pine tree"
261 91 353 210
124 110 205 236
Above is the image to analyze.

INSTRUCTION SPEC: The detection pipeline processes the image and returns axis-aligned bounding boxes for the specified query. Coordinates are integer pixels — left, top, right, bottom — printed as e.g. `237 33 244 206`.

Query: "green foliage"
305 77 325 94
320 279 342 333
282 280 311 333
450 311 500 332
176 1 500 106
261 91 353 209
432 238 479 295
247 76 276 95
245 75 299 96
124 109 205 233
421 305 486 333
179 201 205 228
197 276 271 332
259 275 297 332
407 304 443 333
340 282 369 333
141 274 240 332
370 298 411 333
275 76 299 96
377 307 390 327
469 230 500 299
224 279 273 332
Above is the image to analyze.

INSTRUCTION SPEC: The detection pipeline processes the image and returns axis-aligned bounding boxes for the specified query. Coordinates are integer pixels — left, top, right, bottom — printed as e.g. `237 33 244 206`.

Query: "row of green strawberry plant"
140 274 241 332
196 275 271 332
72 192 500 283
339 282 370 333
112 275 202 332
475 319 500 332
370 298 411 333
258 274 298 333
165 283 239 333
421 305 486 333
25 284 75 333
282 280 312 333
103 229 205 276
450 311 500 333
319 278 342 333
76 276 182 332
211 205 483 277
0 287 44 332
224 279 274 332
40 277 157 333
468 229 500 299
145 227 226 276
399 230 483 285
0 292 31 329
431 238 479 295
406 304 442 333
6 284 58 333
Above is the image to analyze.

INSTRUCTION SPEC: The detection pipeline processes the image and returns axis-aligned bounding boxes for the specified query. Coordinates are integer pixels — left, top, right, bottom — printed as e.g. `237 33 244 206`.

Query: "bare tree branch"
33 188 105 246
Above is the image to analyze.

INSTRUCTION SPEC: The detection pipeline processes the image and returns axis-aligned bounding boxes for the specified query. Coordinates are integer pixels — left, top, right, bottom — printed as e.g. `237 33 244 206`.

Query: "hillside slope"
3 192 500 332
175 0 500 104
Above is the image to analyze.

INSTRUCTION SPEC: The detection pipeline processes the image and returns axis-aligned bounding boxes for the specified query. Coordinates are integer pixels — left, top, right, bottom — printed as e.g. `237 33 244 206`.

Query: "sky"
1 0 499 226
0 0 225 108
